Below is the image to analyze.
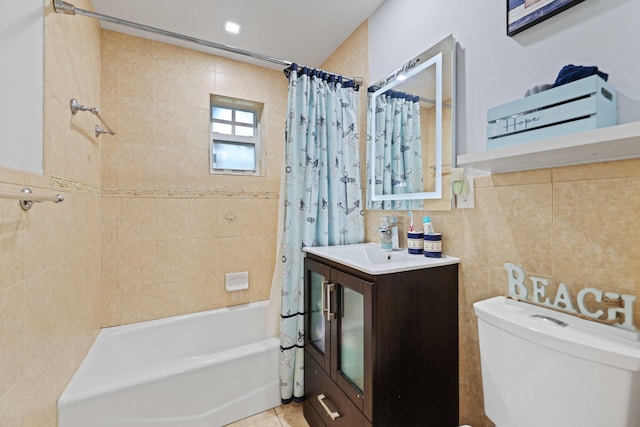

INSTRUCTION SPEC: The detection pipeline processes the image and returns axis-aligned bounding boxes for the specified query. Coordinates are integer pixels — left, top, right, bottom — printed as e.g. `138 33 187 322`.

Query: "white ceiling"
89 0 386 70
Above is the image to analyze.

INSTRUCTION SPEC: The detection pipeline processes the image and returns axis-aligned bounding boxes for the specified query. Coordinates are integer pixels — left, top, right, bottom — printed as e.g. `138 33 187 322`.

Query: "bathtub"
58 300 280 427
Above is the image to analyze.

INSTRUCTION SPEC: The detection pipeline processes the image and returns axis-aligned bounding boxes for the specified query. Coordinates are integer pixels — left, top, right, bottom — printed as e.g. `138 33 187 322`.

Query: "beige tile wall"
0 1 102 425
100 31 287 326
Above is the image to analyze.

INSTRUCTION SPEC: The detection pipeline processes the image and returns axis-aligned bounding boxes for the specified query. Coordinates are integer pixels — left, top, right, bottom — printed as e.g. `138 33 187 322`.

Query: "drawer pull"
317 393 340 420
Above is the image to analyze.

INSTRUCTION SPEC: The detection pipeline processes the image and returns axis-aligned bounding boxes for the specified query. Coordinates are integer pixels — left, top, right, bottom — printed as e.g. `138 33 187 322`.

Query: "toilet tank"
474 296 640 427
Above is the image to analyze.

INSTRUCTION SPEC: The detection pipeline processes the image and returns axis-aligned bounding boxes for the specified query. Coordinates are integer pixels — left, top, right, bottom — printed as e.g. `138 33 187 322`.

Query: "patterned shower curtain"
367 90 424 210
278 65 364 402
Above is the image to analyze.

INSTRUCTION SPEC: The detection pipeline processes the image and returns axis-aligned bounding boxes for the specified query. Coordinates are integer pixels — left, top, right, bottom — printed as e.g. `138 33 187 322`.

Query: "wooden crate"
487 75 617 149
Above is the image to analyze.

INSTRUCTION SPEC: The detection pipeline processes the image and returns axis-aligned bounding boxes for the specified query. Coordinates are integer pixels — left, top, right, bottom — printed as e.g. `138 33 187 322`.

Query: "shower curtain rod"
53 0 363 85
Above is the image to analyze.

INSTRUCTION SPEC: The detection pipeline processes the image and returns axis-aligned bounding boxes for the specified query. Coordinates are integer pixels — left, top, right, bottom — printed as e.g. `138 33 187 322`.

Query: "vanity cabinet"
303 252 459 427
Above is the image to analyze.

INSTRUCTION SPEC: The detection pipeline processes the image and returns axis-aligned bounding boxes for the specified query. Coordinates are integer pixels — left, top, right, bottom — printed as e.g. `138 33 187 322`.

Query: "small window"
210 95 263 175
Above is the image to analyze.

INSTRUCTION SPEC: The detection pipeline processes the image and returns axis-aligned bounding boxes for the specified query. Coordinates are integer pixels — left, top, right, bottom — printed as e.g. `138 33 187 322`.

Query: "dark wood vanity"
303 248 459 426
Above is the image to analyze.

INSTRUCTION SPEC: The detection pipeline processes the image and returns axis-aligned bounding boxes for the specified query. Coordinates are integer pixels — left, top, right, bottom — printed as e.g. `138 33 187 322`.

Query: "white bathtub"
58 301 280 427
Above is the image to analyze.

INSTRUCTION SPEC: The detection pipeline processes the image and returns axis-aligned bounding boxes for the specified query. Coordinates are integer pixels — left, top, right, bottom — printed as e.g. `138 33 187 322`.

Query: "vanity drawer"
305 352 367 427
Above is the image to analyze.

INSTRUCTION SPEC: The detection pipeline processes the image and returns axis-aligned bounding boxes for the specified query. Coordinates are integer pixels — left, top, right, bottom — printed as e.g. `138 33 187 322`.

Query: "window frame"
210 95 264 176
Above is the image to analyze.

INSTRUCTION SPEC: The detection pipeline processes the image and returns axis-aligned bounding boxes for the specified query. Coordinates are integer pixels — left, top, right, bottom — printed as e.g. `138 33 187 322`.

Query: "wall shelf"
457 121 640 174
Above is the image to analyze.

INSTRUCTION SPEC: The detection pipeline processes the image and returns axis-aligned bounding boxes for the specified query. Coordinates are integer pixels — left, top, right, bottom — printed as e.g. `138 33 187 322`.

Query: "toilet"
474 296 640 427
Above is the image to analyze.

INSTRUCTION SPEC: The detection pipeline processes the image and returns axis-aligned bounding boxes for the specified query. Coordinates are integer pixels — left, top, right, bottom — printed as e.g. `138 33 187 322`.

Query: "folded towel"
552 64 608 88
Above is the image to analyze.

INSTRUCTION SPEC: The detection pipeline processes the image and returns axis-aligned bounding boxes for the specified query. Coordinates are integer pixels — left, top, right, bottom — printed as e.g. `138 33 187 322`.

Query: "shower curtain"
278 65 364 402
367 90 424 210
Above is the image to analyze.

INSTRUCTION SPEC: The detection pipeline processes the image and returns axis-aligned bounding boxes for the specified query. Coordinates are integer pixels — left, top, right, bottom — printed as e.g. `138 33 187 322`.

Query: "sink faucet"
380 215 401 250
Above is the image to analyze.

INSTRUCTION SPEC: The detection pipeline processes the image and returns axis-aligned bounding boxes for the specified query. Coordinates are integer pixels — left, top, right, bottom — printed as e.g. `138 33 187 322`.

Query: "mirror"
366 35 456 210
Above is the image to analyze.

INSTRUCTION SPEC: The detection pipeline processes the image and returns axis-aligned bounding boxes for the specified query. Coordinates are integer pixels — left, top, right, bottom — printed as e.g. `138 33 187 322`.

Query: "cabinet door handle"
321 280 329 319
326 283 335 321
317 393 340 420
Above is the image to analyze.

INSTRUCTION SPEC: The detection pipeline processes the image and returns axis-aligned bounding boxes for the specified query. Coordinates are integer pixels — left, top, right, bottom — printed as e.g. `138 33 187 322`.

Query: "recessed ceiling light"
224 21 241 34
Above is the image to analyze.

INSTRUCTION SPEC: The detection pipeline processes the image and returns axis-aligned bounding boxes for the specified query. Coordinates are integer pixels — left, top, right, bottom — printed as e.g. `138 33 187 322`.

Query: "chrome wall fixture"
70 98 116 137
0 187 64 211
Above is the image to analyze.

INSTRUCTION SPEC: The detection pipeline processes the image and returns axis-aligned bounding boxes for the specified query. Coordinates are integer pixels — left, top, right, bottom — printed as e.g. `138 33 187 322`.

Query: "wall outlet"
456 176 475 209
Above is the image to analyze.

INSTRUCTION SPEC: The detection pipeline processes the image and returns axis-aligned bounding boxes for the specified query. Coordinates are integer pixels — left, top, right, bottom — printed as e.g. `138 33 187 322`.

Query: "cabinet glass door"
309 270 326 354
339 286 364 392
304 258 332 372
333 270 372 417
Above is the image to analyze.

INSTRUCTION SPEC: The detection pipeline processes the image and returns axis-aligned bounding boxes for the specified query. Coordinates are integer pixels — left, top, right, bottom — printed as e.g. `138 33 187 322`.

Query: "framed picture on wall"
507 0 586 36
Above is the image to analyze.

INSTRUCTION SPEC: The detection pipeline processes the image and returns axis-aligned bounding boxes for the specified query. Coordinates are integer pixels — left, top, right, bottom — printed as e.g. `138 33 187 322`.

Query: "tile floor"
226 402 310 427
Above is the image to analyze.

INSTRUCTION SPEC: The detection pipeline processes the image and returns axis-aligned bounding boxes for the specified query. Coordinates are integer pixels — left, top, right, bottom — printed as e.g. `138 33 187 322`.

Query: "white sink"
304 242 459 275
